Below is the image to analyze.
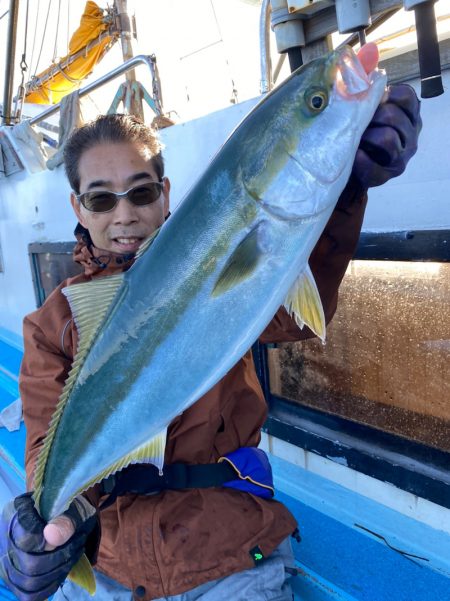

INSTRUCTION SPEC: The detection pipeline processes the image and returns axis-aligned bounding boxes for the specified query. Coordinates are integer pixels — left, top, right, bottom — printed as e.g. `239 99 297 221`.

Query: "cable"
29 0 40 74
53 0 62 62
23 0 30 64
34 0 53 76
66 0 70 57
209 0 238 104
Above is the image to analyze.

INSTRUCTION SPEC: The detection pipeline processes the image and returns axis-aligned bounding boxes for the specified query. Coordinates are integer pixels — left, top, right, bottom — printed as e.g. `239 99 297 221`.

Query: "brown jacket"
20 180 368 600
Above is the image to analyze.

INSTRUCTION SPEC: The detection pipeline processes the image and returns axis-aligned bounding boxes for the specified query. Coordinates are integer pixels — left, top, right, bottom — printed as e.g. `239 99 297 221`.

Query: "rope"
209 0 238 104
53 0 62 63
29 0 40 74
66 0 70 57
34 0 53 76
22 0 30 71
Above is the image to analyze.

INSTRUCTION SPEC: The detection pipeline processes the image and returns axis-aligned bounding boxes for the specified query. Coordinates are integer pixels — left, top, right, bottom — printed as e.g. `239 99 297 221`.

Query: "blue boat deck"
0 328 26 600
1 328 449 600
273 455 450 601
0 327 26 495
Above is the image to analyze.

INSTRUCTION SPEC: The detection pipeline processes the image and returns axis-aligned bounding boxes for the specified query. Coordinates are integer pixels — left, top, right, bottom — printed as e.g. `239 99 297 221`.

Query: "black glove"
0 493 99 601
352 83 422 188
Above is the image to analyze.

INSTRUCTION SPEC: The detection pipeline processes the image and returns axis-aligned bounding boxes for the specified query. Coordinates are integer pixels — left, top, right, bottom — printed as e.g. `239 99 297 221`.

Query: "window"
259 230 450 506
28 242 82 307
268 260 450 451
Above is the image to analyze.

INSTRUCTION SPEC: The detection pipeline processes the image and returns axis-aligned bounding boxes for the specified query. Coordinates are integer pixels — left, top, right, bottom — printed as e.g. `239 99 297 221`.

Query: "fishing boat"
0 1 449 599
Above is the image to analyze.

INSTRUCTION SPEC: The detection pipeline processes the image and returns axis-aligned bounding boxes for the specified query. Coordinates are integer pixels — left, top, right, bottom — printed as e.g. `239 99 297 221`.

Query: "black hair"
63 113 164 194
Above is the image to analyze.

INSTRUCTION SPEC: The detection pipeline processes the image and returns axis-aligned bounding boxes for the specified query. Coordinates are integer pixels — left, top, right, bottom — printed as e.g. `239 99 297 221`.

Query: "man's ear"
70 192 86 227
163 177 171 217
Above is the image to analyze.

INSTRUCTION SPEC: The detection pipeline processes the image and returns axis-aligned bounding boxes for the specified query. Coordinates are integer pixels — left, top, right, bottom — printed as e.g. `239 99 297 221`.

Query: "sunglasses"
76 181 164 213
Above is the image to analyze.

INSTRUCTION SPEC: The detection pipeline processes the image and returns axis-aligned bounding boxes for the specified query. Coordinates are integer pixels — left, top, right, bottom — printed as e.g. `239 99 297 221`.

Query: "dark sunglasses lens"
129 183 162 205
82 192 117 212
80 183 162 212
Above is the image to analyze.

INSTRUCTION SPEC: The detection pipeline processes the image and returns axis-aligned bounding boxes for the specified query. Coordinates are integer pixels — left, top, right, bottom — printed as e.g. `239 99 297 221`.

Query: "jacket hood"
73 223 135 277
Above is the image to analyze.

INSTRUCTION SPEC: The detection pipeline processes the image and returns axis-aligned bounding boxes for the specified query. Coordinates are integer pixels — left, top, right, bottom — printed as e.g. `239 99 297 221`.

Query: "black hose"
413 1 444 98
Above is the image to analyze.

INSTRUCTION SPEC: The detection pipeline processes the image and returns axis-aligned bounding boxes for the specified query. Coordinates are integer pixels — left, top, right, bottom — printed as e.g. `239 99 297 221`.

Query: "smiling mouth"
114 237 143 245
111 236 146 253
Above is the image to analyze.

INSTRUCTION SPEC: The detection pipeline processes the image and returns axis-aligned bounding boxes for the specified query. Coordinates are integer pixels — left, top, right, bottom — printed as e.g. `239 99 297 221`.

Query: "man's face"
71 141 170 254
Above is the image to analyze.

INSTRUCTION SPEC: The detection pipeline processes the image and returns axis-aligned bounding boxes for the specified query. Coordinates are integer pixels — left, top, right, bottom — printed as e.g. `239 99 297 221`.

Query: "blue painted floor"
272 455 450 601
1 329 450 600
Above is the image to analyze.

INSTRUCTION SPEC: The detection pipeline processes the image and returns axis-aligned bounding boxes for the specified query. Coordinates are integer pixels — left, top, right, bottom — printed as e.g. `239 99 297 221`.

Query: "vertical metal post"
2 0 20 126
259 0 272 93
114 0 144 119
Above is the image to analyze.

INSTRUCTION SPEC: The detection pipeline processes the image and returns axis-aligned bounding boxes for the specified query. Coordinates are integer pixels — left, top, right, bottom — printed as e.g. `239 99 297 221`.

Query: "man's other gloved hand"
352 84 422 188
0 492 99 601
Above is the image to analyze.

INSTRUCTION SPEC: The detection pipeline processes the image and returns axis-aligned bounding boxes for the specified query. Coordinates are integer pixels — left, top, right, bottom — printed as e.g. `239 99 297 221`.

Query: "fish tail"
67 553 96 595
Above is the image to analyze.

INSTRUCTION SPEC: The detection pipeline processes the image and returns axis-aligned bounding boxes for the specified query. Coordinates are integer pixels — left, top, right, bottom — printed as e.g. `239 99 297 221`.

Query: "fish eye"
305 89 328 112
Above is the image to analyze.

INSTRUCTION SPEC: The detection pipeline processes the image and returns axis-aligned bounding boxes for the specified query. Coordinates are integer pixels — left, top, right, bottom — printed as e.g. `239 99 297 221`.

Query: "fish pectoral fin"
212 226 263 297
284 265 326 342
68 553 96 595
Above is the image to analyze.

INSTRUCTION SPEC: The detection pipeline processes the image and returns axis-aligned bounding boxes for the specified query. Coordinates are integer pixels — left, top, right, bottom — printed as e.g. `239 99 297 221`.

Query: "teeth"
116 238 140 244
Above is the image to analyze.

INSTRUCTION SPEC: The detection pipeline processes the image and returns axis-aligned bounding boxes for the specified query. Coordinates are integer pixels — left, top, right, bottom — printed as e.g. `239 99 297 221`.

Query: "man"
1 45 421 601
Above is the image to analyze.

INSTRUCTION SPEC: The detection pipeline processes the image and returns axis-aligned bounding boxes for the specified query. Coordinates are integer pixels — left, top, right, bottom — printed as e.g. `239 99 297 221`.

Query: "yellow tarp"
25 1 115 105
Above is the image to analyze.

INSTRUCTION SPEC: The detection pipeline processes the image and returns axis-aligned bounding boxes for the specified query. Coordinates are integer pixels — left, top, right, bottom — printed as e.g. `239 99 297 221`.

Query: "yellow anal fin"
75 429 168 495
68 553 96 595
284 265 326 342
212 226 263 297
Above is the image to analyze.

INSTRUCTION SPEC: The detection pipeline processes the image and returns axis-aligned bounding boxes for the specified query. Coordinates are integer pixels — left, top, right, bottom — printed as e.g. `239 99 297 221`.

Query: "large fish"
32 44 386 590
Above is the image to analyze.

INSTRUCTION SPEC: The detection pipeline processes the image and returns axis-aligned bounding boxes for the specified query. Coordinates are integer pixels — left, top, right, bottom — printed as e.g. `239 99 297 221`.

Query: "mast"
114 0 144 120
1 0 20 125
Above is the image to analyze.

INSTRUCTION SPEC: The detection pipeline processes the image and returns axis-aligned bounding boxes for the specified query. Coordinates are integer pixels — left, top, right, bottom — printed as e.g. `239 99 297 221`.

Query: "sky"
0 0 449 124
0 0 263 122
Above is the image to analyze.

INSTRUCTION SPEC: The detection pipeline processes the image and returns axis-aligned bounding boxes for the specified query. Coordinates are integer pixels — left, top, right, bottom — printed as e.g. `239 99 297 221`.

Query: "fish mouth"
333 46 385 99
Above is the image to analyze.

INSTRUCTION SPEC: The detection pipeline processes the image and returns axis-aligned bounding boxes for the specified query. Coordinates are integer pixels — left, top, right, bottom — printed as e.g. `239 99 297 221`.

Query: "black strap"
99 462 237 511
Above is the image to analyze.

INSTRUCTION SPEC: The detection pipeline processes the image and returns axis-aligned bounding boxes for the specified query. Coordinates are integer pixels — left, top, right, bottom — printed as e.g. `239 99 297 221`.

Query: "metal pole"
259 0 272 93
2 0 20 125
29 55 155 126
114 0 144 119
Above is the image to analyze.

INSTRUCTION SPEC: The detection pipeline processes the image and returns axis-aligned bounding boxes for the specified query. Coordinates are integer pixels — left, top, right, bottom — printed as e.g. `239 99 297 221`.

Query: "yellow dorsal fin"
33 274 124 510
68 553 96 596
73 429 168 496
284 265 326 342
135 227 161 260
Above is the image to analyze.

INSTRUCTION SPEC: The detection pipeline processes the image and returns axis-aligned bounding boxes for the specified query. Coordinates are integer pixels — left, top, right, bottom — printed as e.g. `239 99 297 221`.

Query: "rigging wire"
29 0 41 76
209 0 238 104
34 0 53 77
52 0 62 62
13 0 30 121
66 0 70 57
22 0 30 66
